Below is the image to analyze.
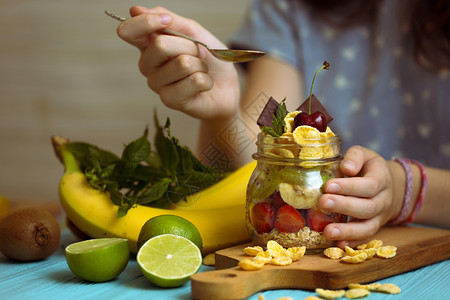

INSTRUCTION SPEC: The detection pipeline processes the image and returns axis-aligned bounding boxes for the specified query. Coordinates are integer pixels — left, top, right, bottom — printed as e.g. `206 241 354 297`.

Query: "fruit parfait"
246 62 348 250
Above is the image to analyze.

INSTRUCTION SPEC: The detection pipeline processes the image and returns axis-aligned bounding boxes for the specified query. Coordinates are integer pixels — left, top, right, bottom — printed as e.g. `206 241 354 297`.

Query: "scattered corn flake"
324 247 345 260
267 240 286 258
345 246 366 256
258 294 266 300
238 259 265 271
243 246 264 256
276 297 294 300
285 246 306 261
363 248 377 259
202 253 215 266
357 239 383 250
348 283 381 290
315 288 345 299
253 250 272 264
376 283 401 294
344 288 370 299
376 246 397 259
272 256 293 266
341 252 368 264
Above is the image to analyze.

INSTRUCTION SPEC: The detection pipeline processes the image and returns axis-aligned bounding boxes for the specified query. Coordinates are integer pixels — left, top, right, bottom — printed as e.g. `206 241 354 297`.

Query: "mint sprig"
66 113 224 217
261 98 288 137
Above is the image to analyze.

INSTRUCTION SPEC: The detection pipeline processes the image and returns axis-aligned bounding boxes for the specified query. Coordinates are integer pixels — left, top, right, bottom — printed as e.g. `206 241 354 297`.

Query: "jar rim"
254 132 342 163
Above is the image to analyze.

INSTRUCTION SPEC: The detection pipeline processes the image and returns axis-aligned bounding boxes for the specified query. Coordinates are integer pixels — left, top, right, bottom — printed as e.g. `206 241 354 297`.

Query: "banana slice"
278 183 320 209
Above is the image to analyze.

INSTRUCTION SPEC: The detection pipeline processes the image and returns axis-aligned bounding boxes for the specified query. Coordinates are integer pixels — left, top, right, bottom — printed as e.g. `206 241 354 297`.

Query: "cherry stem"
308 61 330 114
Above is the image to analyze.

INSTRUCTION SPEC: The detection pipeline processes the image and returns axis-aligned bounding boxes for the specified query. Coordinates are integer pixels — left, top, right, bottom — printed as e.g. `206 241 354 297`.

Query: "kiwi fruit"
0 207 61 261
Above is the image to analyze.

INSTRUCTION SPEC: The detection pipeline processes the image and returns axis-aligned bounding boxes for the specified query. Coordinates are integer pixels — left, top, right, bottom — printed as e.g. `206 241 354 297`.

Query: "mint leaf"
138 178 172 205
121 130 151 163
260 98 287 137
261 126 280 137
154 115 180 175
272 98 287 136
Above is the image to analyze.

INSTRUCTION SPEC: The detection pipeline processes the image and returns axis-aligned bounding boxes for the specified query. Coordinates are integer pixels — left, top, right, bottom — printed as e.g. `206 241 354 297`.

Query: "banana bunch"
53 136 256 254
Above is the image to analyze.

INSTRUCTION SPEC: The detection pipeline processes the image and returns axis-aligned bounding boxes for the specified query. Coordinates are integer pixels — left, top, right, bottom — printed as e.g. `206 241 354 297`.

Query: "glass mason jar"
246 132 347 250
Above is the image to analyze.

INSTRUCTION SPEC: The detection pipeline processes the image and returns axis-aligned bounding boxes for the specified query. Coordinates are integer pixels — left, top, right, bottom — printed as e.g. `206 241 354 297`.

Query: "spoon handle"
161 29 210 50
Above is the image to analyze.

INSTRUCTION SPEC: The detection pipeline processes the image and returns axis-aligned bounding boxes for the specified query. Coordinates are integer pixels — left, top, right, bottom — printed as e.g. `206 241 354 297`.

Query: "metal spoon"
105 10 265 63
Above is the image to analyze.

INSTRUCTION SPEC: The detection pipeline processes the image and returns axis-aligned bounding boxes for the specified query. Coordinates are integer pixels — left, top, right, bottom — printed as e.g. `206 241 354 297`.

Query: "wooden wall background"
0 0 251 203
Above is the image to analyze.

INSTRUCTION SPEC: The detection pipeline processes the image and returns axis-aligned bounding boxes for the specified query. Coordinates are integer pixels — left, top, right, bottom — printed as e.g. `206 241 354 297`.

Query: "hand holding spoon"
105 10 265 63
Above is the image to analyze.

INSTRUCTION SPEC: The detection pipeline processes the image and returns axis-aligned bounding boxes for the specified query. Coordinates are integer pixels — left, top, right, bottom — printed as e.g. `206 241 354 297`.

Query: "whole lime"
65 238 129 282
137 215 202 251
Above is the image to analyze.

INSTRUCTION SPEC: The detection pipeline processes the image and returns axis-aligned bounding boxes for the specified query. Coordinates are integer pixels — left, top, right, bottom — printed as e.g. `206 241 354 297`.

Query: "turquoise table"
1 228 449 300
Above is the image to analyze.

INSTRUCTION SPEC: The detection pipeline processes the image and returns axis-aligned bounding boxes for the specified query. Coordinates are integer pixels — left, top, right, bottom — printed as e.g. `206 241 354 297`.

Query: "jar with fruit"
246 62 348 250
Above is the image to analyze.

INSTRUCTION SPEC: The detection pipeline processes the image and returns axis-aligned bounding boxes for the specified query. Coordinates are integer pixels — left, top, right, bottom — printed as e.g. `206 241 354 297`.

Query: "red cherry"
294 111 327 132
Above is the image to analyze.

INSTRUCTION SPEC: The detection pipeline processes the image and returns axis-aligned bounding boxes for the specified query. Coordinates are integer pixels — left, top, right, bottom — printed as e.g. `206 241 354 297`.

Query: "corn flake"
345 246 366 256
303 297 322 300
376 283 401 294
238 259 265 271
267 240 286 258
202 253 215 266
284 111 300 133
344 288 370 299
357 240 383 250
341 252 368 264
285 246 306 261
315 288 345 299
272 256 293 266
253 250 272 264
376 246 397 258
348 283 381 290
363 247 378 259
323 247 345 260
243 246 264 256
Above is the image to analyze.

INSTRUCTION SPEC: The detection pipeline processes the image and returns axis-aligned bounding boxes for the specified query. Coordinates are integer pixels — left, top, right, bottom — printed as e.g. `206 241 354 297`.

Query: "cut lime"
137 234 202 287
137 215 202 251
65 238 129 282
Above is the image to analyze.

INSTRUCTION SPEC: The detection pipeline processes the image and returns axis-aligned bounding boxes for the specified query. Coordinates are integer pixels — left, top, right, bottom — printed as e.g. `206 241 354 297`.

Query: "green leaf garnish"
66 111 225 217
261 98 288 137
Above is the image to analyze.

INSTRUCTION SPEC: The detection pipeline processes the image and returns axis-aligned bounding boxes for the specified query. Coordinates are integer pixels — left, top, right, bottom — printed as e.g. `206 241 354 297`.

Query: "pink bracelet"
391 158 413 225
404 159 427 223
391 158 427 225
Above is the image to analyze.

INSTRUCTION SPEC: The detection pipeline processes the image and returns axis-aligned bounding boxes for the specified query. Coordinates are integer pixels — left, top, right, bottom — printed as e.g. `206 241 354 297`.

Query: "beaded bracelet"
391 158 427 225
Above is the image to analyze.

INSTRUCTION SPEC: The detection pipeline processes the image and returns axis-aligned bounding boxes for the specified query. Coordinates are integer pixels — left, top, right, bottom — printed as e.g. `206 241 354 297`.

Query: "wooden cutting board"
191 226 450 300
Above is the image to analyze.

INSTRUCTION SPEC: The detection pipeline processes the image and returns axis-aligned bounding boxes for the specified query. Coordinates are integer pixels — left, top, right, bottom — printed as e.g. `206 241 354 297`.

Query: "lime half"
137 234 202 287
65 238 129 282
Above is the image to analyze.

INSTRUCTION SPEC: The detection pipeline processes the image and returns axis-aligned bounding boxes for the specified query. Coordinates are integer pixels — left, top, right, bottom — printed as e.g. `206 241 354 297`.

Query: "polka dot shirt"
230 0 450 168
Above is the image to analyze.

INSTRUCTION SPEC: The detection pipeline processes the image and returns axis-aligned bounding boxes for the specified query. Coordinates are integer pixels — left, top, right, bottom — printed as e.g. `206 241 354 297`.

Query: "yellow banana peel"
53 136 254 254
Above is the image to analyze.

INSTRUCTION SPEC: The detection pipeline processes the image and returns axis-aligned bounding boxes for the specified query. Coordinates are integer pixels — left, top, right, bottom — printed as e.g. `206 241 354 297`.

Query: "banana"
53 137 254 254
175 160 257 210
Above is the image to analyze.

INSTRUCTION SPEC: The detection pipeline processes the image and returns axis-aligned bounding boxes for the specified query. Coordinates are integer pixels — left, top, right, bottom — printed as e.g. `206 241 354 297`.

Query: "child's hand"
116 6 240 120
318 146 398 248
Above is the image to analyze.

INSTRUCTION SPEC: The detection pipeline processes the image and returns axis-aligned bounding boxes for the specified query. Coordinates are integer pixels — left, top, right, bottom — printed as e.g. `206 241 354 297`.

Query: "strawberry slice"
251 202 275 234
274 205 305 233
307 208 334 232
